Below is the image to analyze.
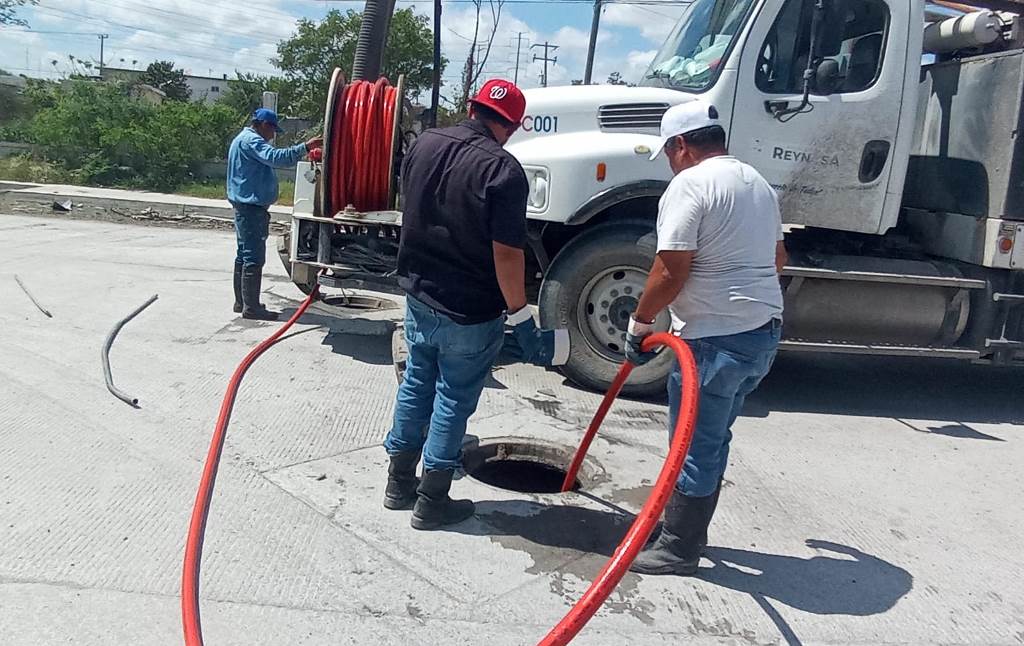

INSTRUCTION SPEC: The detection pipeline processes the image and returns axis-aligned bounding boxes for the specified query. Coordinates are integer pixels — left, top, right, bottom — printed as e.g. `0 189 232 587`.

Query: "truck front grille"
597 103 669 133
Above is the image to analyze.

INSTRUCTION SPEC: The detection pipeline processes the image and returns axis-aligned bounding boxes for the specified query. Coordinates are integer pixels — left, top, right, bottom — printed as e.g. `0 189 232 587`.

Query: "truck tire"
539 223 673 398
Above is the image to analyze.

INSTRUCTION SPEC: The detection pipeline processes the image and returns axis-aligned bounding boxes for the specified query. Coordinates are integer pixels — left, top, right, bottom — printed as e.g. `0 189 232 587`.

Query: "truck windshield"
641 0 757 91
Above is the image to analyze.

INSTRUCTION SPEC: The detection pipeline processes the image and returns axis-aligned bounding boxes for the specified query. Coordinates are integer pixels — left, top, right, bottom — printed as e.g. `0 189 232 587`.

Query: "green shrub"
25 79 241 191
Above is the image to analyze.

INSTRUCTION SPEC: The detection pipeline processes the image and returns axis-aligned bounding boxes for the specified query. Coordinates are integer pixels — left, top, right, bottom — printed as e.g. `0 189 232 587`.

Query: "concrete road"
1 214 1022 645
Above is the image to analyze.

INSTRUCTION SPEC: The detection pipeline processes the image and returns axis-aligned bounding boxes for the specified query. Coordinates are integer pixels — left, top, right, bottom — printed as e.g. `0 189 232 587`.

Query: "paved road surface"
1 214 1022 645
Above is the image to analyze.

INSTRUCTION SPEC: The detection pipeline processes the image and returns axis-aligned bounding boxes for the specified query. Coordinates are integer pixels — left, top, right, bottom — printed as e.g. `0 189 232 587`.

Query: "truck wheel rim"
576 265 670 361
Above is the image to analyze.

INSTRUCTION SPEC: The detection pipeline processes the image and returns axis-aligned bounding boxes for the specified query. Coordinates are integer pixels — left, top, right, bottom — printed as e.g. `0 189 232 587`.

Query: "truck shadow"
745 353 1023 425
454 500 912 620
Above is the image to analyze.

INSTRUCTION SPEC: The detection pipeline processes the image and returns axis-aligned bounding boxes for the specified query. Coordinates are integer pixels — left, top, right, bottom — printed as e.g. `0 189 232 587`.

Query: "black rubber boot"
646 482 722 552
411 469 475 530
232 263 243 314
629 491 717 576
698 483 722 554
241 265 278 321
383 451 421 510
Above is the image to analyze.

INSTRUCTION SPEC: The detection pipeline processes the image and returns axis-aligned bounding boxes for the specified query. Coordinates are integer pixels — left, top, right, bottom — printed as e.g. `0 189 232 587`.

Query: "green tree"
139 60 191 101
218 73 297 118
276 8 442 122
1 0 36 26
606 72 628 86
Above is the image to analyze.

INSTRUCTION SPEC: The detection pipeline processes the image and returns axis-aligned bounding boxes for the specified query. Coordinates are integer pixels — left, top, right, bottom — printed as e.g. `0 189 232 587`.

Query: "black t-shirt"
397 119 529 325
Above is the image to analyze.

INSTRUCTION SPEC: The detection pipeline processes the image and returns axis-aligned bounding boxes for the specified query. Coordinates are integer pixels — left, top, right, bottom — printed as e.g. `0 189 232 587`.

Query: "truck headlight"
525 167 549 211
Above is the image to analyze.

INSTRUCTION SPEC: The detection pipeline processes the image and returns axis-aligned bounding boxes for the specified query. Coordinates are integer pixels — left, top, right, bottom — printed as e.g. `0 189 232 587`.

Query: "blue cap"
253 108 284 133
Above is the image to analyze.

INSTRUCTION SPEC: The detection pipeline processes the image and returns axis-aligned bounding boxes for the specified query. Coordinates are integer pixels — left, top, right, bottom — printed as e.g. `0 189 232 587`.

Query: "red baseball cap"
470 79 526 126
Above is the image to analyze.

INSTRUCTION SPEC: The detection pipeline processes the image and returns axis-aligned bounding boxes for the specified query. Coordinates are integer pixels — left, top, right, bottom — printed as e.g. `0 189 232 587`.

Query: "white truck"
284 0 1024 395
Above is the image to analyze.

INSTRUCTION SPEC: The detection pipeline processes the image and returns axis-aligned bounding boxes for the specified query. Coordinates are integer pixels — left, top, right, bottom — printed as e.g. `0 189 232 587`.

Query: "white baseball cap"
649 99 721 161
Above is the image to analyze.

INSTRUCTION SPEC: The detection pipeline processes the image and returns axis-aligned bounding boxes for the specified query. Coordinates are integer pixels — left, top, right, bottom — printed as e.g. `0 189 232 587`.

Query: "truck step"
993 293 1024 304
985 339 1024 349
781 266 987 289
318 271 402 295
779 339 981 360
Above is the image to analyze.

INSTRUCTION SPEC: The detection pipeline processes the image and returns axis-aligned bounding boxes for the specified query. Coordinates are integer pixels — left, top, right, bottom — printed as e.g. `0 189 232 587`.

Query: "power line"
2 28 106 36
628 3 683 18
31 6 266 59
106 44 275 74
82 0 292 44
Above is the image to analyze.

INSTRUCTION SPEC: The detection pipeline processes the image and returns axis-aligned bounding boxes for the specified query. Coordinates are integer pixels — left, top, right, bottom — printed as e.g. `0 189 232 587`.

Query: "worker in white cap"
626 99 787 576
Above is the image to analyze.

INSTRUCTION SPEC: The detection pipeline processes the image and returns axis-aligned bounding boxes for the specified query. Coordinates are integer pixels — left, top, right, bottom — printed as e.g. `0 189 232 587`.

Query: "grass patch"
0 156 295 207
176 180 295 206
0 155 72 184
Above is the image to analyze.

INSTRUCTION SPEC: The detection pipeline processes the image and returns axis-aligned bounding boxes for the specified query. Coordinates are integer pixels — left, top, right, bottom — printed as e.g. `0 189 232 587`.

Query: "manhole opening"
471 459 577 494
321 294 397 311
463 439 598 494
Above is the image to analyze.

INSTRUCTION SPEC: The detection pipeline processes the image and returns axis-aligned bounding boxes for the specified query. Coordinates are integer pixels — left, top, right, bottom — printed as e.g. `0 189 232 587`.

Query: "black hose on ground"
14 274 53 318
102 294 158 408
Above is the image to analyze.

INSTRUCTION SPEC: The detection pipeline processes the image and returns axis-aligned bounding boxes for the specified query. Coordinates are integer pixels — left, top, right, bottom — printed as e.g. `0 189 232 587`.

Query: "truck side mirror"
813 59 841 96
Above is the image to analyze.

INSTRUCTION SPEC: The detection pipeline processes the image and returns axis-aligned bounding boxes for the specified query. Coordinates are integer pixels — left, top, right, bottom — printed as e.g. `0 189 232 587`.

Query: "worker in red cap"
382 79 568 530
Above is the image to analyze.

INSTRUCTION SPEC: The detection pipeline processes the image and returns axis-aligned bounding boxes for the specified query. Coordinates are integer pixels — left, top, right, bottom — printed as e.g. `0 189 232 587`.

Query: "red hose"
542 332 700 646
181 285 321 646
326 78 398 214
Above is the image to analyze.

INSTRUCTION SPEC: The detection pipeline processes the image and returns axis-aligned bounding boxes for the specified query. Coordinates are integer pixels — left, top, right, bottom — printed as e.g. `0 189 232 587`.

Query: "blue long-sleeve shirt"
226 127 308 207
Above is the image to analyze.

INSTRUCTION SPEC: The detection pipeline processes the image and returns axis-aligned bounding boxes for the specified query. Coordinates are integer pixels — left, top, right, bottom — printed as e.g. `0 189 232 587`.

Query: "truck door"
728 0 915 234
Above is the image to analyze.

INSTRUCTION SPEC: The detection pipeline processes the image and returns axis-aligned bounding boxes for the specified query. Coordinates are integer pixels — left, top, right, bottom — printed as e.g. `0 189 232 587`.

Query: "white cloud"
9 0 665 93
0 29 77 78
602 0 688 44
438 4 622 92
15 0 297 78
594 48 657 84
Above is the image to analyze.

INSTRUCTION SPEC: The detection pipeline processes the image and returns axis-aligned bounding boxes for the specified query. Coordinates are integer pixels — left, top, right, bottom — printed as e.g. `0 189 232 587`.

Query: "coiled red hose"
540 333 700 645
181 285 321 646
327 78 398 215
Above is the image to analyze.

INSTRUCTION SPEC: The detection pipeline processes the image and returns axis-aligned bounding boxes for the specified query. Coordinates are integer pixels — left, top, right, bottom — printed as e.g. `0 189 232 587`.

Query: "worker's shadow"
459 501 912 619
701 539 913 616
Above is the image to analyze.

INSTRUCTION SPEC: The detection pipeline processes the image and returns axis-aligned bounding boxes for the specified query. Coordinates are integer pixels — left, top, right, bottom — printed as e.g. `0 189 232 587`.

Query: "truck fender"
566 180 669 227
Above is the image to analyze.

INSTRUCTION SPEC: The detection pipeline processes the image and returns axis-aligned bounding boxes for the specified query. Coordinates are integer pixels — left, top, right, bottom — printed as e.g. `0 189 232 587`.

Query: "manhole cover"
463 438 601 494
321 294 398 311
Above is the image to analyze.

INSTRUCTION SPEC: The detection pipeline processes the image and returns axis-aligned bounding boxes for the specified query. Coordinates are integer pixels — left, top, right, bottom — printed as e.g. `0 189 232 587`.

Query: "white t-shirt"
656 155 783 339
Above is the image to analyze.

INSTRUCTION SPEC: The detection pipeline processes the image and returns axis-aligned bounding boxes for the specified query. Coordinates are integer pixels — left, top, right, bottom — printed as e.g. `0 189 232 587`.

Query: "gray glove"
505 307 570 367
624 316 659 366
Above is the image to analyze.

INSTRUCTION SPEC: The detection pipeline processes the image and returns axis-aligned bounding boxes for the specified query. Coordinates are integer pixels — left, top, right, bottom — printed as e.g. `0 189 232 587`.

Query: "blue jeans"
384 296 505 472
232 202 270 268
668 319 782 497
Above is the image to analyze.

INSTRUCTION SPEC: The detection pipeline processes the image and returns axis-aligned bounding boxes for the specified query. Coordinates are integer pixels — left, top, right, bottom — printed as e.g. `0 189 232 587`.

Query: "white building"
99 67 233 104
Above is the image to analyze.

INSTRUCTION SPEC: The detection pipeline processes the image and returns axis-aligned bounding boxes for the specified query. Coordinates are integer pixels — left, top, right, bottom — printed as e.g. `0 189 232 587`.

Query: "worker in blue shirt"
227 108 322 320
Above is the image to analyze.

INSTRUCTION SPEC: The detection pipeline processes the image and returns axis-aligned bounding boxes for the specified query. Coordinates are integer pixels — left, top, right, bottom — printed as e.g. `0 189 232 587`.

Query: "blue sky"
0 0 688 95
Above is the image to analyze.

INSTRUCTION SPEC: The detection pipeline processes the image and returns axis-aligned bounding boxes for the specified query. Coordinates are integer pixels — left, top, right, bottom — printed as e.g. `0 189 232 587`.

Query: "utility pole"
98 34 108 76
513 32 525 85
531 42 558 88
462 44 475 107
431 0 441 128
583 0 602 84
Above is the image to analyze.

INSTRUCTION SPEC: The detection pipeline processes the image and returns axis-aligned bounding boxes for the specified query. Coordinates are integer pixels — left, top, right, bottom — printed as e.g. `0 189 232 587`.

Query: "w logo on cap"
471 78 527 125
